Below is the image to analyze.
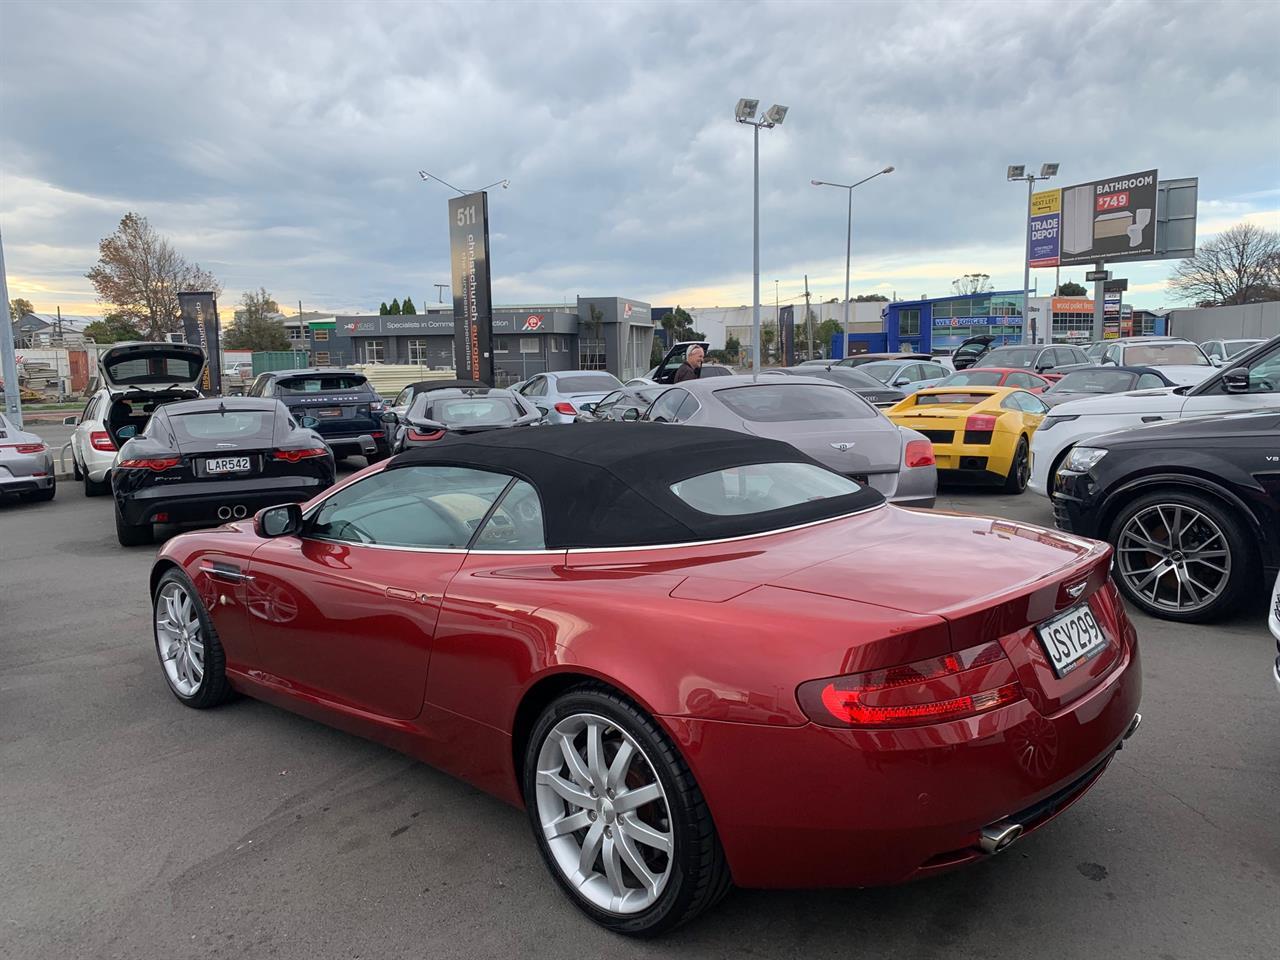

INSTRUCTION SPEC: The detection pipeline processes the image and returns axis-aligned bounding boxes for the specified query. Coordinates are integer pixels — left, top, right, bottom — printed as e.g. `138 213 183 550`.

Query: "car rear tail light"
90 431 115 451
965 414 997 432
0 442 46 454
407 428 445 442
370 431 385 439
796 641 1024 728
119 457 180 471
153 512 170 522
904 439 935 468
554 402 577 415
273 447 328 463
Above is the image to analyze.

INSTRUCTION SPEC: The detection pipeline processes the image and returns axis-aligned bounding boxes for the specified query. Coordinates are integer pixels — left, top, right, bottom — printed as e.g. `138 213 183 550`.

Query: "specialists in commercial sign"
1028 188 1061 268
448 191 496 384
1059 169 1158 265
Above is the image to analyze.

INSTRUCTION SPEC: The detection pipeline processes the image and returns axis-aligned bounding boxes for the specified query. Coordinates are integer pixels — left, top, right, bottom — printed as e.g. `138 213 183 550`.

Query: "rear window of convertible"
670 462 863 516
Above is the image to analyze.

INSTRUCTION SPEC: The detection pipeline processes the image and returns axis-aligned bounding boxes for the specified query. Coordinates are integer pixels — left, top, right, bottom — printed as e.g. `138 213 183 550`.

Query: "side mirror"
1210 356 1223 367
893 377 911 387
300 415 321 429
357 434 377 455
380 411 399 424
254 502 303 538
622 408 640 422
63 415 79 425
1222 367 1250 394
579 402 596 414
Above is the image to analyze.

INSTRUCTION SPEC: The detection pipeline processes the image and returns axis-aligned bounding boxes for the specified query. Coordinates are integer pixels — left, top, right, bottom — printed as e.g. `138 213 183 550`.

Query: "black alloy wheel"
1003 436 1030 494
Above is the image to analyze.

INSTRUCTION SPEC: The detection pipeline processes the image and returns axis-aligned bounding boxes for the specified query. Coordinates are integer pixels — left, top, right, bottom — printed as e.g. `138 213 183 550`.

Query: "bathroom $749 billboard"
1056 169 1158 266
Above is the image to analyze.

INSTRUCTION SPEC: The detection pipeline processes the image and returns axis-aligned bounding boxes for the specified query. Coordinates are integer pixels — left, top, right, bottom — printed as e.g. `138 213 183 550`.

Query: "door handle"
386 587 417 602
200 563 254 582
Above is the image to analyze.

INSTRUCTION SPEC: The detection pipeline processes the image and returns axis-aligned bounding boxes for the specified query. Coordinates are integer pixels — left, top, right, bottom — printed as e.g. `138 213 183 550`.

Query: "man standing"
673 345 705 383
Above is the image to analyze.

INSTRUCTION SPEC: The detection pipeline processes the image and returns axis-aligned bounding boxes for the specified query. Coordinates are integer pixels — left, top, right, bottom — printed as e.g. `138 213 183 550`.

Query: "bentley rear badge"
830 441 856 452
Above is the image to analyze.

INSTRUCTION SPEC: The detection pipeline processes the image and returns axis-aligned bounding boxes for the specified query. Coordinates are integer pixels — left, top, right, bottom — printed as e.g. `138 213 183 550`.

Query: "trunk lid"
741 418 902 478
99 342 207 393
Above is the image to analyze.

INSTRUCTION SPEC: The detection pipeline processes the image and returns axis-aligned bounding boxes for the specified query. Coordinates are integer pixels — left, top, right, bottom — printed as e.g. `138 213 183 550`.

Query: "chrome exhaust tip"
217 506 232 520
232 505 247 519
979 821 1024 855
1117 712 1142 750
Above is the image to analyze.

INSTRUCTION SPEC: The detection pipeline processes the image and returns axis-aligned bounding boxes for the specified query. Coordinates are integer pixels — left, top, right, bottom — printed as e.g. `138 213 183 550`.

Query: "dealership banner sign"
448 192 496 383
1028 188 1062 267
178 291 221 394
779 305 795 367
1058 169 1158 266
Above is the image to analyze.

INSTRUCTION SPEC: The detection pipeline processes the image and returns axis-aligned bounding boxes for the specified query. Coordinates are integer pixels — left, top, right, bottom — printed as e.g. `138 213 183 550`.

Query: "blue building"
883 290 1026 355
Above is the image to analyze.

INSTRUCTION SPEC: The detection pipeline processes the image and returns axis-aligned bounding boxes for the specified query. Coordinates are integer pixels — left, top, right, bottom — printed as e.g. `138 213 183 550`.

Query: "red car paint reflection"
155 470 1140 890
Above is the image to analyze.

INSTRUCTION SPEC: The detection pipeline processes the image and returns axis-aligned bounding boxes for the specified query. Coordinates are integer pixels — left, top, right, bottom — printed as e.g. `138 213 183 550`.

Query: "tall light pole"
810 166 893 358
736 98 788 375
418 171 510 196
434 283 448 303
1007 163 1059 344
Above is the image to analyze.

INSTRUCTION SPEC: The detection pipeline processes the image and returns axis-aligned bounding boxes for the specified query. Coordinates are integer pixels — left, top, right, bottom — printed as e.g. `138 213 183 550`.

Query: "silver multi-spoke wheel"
155 581 205 697
534 713 674 915
1116 503 1231 614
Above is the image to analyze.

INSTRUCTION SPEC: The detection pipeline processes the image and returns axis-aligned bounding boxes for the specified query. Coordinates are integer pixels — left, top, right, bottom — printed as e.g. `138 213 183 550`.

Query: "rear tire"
115 501 154 547
84 471 110 497
1107 488 1254 623
1003 436 1030 494
523 684 731 936
23 478 56 502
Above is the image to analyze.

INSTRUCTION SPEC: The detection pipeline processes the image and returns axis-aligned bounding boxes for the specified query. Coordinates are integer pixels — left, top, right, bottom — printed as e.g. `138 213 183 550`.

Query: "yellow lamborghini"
886 386 1050 493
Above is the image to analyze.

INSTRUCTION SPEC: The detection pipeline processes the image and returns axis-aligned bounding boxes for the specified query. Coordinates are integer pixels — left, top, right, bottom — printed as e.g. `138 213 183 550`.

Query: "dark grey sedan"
762 365 906 407
640 375 936 507
388 388 541 450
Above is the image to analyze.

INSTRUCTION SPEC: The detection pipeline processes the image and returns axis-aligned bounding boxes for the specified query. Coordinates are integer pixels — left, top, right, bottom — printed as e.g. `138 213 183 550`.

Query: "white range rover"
1030 336 1280 498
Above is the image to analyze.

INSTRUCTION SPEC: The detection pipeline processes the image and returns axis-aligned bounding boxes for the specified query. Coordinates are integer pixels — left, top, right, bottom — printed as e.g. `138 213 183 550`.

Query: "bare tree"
86 213 221 339
1168 222 1280 307
952 273 993 296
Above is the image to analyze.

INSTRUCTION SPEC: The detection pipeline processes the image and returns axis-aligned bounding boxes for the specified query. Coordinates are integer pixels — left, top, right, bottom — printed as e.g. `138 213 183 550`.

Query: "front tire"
523 684 731 936
152 569 235 708
1108 489 1254 622
115 501 154 546
1003 436 1030 493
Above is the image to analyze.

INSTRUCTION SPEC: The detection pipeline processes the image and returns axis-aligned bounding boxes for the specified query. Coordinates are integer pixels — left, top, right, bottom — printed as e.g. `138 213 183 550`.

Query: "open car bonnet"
99 342 207 394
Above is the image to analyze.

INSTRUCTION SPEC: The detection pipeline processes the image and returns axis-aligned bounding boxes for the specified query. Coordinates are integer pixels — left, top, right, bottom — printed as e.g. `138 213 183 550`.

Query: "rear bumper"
0 472 55 495
665 639 1141 889
319 432 389 455
119 477 327 526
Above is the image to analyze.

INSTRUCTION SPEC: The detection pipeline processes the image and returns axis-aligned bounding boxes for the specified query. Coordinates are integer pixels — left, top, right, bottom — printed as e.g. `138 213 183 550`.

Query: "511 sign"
447 192 495 383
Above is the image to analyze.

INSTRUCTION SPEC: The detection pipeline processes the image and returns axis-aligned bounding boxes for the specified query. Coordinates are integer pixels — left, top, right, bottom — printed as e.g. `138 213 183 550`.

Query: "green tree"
379 301 389 315
760 325 777 364
854 293 889 302
1055 281 1087 296
8 297 34 319
83 312 142 343
725 334 741 363
387 298 402 315
815 318 843 356
401 296 417 315
85 212 221 339
223 287 289 351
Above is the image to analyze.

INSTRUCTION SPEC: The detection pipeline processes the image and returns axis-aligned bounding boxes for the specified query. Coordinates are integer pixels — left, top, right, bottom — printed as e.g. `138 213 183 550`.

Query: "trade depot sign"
1029 188 1062 267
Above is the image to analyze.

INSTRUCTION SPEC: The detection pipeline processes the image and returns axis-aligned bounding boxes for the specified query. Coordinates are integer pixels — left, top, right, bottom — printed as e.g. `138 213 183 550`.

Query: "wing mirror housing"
893 377 912 387
63 414 79 425
255 502 303 538
300 415 321 429
380 411 399 424
621 408 641 422
357 434 377 455
1210 356 1223 367
1222 367 1250 393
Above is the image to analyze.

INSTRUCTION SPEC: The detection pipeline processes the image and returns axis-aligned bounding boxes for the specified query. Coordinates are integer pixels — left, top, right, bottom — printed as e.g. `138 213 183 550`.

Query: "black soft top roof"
386 423 883 549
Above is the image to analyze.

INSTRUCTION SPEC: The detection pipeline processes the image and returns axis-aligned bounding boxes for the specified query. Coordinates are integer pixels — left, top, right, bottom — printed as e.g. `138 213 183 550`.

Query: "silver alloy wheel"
534 712 674 915
1116 503 1231 613
155 581 205 697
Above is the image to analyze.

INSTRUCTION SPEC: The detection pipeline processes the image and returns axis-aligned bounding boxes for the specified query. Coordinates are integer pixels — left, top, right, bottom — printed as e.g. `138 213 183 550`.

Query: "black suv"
247 368 389 461
1053 409 1280 623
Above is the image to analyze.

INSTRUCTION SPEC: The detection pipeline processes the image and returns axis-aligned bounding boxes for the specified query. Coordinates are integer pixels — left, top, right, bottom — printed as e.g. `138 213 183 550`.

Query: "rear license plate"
1036 602 1107 678
315 407 343 417
206 456 251 474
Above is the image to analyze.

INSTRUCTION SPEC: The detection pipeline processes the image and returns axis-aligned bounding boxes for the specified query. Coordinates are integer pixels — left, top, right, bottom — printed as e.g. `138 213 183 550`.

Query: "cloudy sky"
2 0 1278 320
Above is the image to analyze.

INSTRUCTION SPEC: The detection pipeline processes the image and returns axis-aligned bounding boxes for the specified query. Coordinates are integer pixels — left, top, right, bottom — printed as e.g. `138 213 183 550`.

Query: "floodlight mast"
418 170 511 196
1007 162 1059 344
735 99 788 376
810 166 895 356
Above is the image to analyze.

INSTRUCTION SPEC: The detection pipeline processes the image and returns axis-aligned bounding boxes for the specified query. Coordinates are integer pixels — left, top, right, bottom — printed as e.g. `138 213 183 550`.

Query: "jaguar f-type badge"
830 441 856 452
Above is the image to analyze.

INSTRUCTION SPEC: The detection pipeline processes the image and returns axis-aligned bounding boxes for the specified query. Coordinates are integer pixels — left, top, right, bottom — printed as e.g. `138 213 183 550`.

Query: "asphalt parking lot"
1 467 1276 960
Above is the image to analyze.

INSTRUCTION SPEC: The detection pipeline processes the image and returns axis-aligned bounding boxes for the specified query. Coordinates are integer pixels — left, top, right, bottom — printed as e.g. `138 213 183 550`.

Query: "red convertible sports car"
149 424 1142 935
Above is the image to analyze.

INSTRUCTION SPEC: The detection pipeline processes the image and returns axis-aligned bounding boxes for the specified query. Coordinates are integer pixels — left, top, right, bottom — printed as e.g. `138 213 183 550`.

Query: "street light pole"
1006 163 1059 345
736 99 788 376
811 166 894 358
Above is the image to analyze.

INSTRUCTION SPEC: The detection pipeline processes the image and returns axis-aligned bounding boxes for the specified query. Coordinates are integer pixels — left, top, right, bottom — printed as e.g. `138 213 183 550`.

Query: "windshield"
939 371 1005 387
807 367 886 390
556 374 622 393
854 362 901 384
276 374 371 393
1226 340 1263 358
976 348 1038 369
715 383 877 421
671 462 862 516
1048 370 1137 394
1122 343 1208 367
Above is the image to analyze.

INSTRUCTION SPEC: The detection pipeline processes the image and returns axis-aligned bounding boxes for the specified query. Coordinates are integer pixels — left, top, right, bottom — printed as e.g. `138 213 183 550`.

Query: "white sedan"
1029 337 1280 497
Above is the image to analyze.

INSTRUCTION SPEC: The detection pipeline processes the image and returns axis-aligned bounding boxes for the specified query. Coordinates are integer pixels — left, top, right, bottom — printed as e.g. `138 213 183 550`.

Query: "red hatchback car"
935 367 1054 392
148 424 1142 935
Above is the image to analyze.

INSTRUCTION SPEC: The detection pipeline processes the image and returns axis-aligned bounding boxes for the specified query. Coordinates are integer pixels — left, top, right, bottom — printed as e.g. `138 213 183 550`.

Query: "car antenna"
217 401 228 416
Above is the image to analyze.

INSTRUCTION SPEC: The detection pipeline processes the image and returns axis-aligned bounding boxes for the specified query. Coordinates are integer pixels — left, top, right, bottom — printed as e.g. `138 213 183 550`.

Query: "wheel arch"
1098 473 1264 549
149 558 185 598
